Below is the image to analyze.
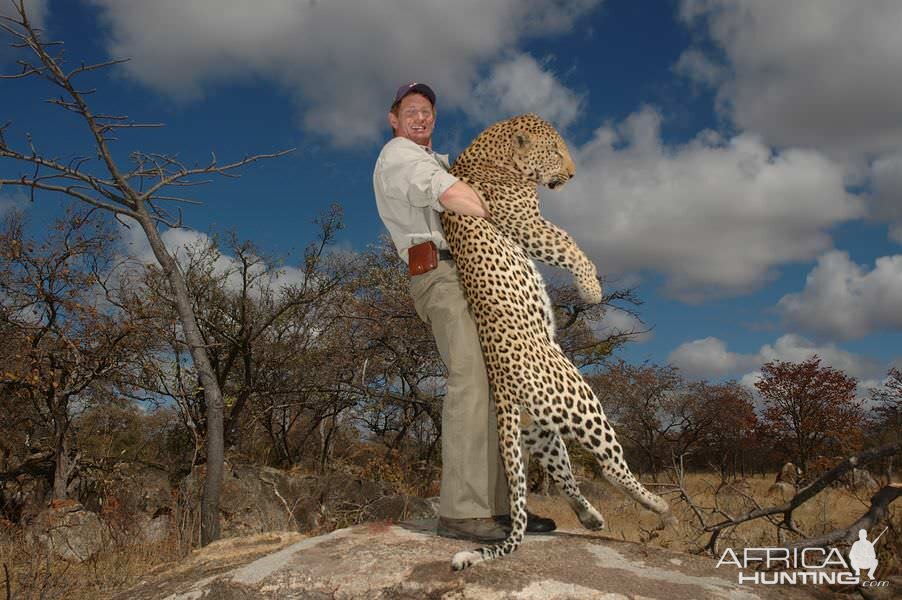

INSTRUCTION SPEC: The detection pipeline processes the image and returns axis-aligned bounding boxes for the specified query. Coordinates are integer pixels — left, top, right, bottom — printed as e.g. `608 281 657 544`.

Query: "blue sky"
2 0 901 396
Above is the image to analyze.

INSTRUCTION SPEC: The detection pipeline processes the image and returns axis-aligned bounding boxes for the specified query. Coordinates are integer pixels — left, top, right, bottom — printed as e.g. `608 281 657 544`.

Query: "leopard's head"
508 114 575 190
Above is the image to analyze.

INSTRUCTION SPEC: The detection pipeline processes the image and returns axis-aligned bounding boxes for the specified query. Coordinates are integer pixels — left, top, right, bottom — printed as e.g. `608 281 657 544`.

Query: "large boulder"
847 467 879 492
776 462 801 485
116 522 826 599
767 462 802 500
65 461 171 513
29 499 110 562
766 481 796 500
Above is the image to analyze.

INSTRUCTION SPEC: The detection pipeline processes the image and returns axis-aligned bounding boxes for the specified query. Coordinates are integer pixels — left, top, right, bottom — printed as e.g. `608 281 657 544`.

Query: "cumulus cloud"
673 48 724 88
592 307 652 344
871 152 902 243
777 250 902 340
677 0 902 161
669 333 885 385
121 224 307 296
547 106 863 301
755 334 884 380
84 0 598 146
472 53 585 129
667 337 754 379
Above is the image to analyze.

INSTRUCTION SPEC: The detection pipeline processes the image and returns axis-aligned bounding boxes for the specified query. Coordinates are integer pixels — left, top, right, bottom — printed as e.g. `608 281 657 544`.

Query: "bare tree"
0 209 149 500
682 441 902 556
344 240 447 460
0 2 291 544
592 361 685 477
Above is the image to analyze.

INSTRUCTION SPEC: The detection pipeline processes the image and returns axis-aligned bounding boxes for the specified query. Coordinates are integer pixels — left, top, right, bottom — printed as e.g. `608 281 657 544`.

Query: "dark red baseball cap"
391 82 436 109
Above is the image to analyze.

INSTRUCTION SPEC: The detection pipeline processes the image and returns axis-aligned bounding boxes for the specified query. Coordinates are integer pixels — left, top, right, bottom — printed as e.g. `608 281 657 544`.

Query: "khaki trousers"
409 261 509 518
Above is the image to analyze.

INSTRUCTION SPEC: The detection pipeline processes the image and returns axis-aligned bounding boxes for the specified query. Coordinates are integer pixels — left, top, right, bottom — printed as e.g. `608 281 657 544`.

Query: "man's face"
388 93 435 147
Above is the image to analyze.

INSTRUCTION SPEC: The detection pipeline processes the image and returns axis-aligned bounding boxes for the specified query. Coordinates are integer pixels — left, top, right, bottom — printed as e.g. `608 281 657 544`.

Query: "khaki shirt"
373 136 459 263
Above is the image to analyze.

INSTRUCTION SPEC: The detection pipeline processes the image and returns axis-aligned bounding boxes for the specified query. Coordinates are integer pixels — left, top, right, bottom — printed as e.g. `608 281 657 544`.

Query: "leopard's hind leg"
563 384 669 515
522 423 604 529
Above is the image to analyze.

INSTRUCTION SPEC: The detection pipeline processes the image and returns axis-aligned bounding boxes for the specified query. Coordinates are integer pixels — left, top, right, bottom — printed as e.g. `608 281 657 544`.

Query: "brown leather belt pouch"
408 240 438 276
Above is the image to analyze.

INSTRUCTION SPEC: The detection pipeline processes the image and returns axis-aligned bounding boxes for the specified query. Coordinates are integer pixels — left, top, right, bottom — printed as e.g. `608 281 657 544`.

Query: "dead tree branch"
698 441 902 555
786 483 902 550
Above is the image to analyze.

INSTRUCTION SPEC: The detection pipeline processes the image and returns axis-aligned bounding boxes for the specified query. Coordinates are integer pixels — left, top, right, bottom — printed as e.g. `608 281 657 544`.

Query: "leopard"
440 113 670 571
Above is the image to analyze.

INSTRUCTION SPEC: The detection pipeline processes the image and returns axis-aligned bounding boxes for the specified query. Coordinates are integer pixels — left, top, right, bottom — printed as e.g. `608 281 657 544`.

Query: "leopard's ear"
511 130 533 155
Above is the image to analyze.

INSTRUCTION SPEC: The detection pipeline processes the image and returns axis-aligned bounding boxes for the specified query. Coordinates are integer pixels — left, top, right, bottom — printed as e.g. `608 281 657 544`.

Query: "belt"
438 249 454 261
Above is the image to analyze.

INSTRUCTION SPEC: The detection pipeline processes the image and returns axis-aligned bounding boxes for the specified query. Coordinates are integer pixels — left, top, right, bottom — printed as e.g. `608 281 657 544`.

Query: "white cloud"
120 223 307 296
871 152 902 243
548 106 863 301
669 333 885 388
678 0 902 161
667 337 753 379
777 250 902 340
755 334 883 380
472 53 585 129
738 370 761 391
673 48 724 88
84 0 599 147
593 307 652 344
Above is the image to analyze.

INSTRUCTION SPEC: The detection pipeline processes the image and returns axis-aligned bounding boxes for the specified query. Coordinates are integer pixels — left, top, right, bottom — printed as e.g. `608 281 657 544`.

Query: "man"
373 81 555 542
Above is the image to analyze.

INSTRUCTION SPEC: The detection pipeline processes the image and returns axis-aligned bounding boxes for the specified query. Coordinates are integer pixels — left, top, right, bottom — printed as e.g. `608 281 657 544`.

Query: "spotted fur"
441 114 670 571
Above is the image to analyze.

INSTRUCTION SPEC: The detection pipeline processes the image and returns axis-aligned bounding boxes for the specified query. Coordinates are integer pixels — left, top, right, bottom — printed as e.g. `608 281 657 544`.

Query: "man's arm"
438 181 490 218
377 138 489 217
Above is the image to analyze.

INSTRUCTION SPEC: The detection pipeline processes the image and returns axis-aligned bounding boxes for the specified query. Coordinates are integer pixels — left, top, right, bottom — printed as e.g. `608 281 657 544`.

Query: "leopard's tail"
451 530 524 571
451 406 528 571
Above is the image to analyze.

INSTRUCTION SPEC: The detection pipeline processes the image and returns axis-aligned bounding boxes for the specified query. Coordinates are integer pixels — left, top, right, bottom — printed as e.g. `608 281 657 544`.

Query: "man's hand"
439 181 490 218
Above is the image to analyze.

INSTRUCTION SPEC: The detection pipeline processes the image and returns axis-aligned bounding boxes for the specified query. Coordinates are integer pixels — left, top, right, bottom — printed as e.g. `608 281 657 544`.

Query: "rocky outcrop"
29 499 110 562
117 521 824 600
181 464 438 536
848 468 879 492
13 462 436 560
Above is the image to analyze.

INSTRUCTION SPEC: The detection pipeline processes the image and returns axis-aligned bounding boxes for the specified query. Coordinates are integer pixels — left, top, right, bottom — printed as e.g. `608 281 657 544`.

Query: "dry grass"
528 472 894 556
0 525 183 600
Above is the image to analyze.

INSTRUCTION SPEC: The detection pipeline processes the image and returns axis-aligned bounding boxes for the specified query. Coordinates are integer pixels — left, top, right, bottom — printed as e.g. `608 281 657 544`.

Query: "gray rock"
848 467 879 492
29 500 110 562
766 481 796 500
116 522 825 599
74 461 173 516
136 511 173 544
